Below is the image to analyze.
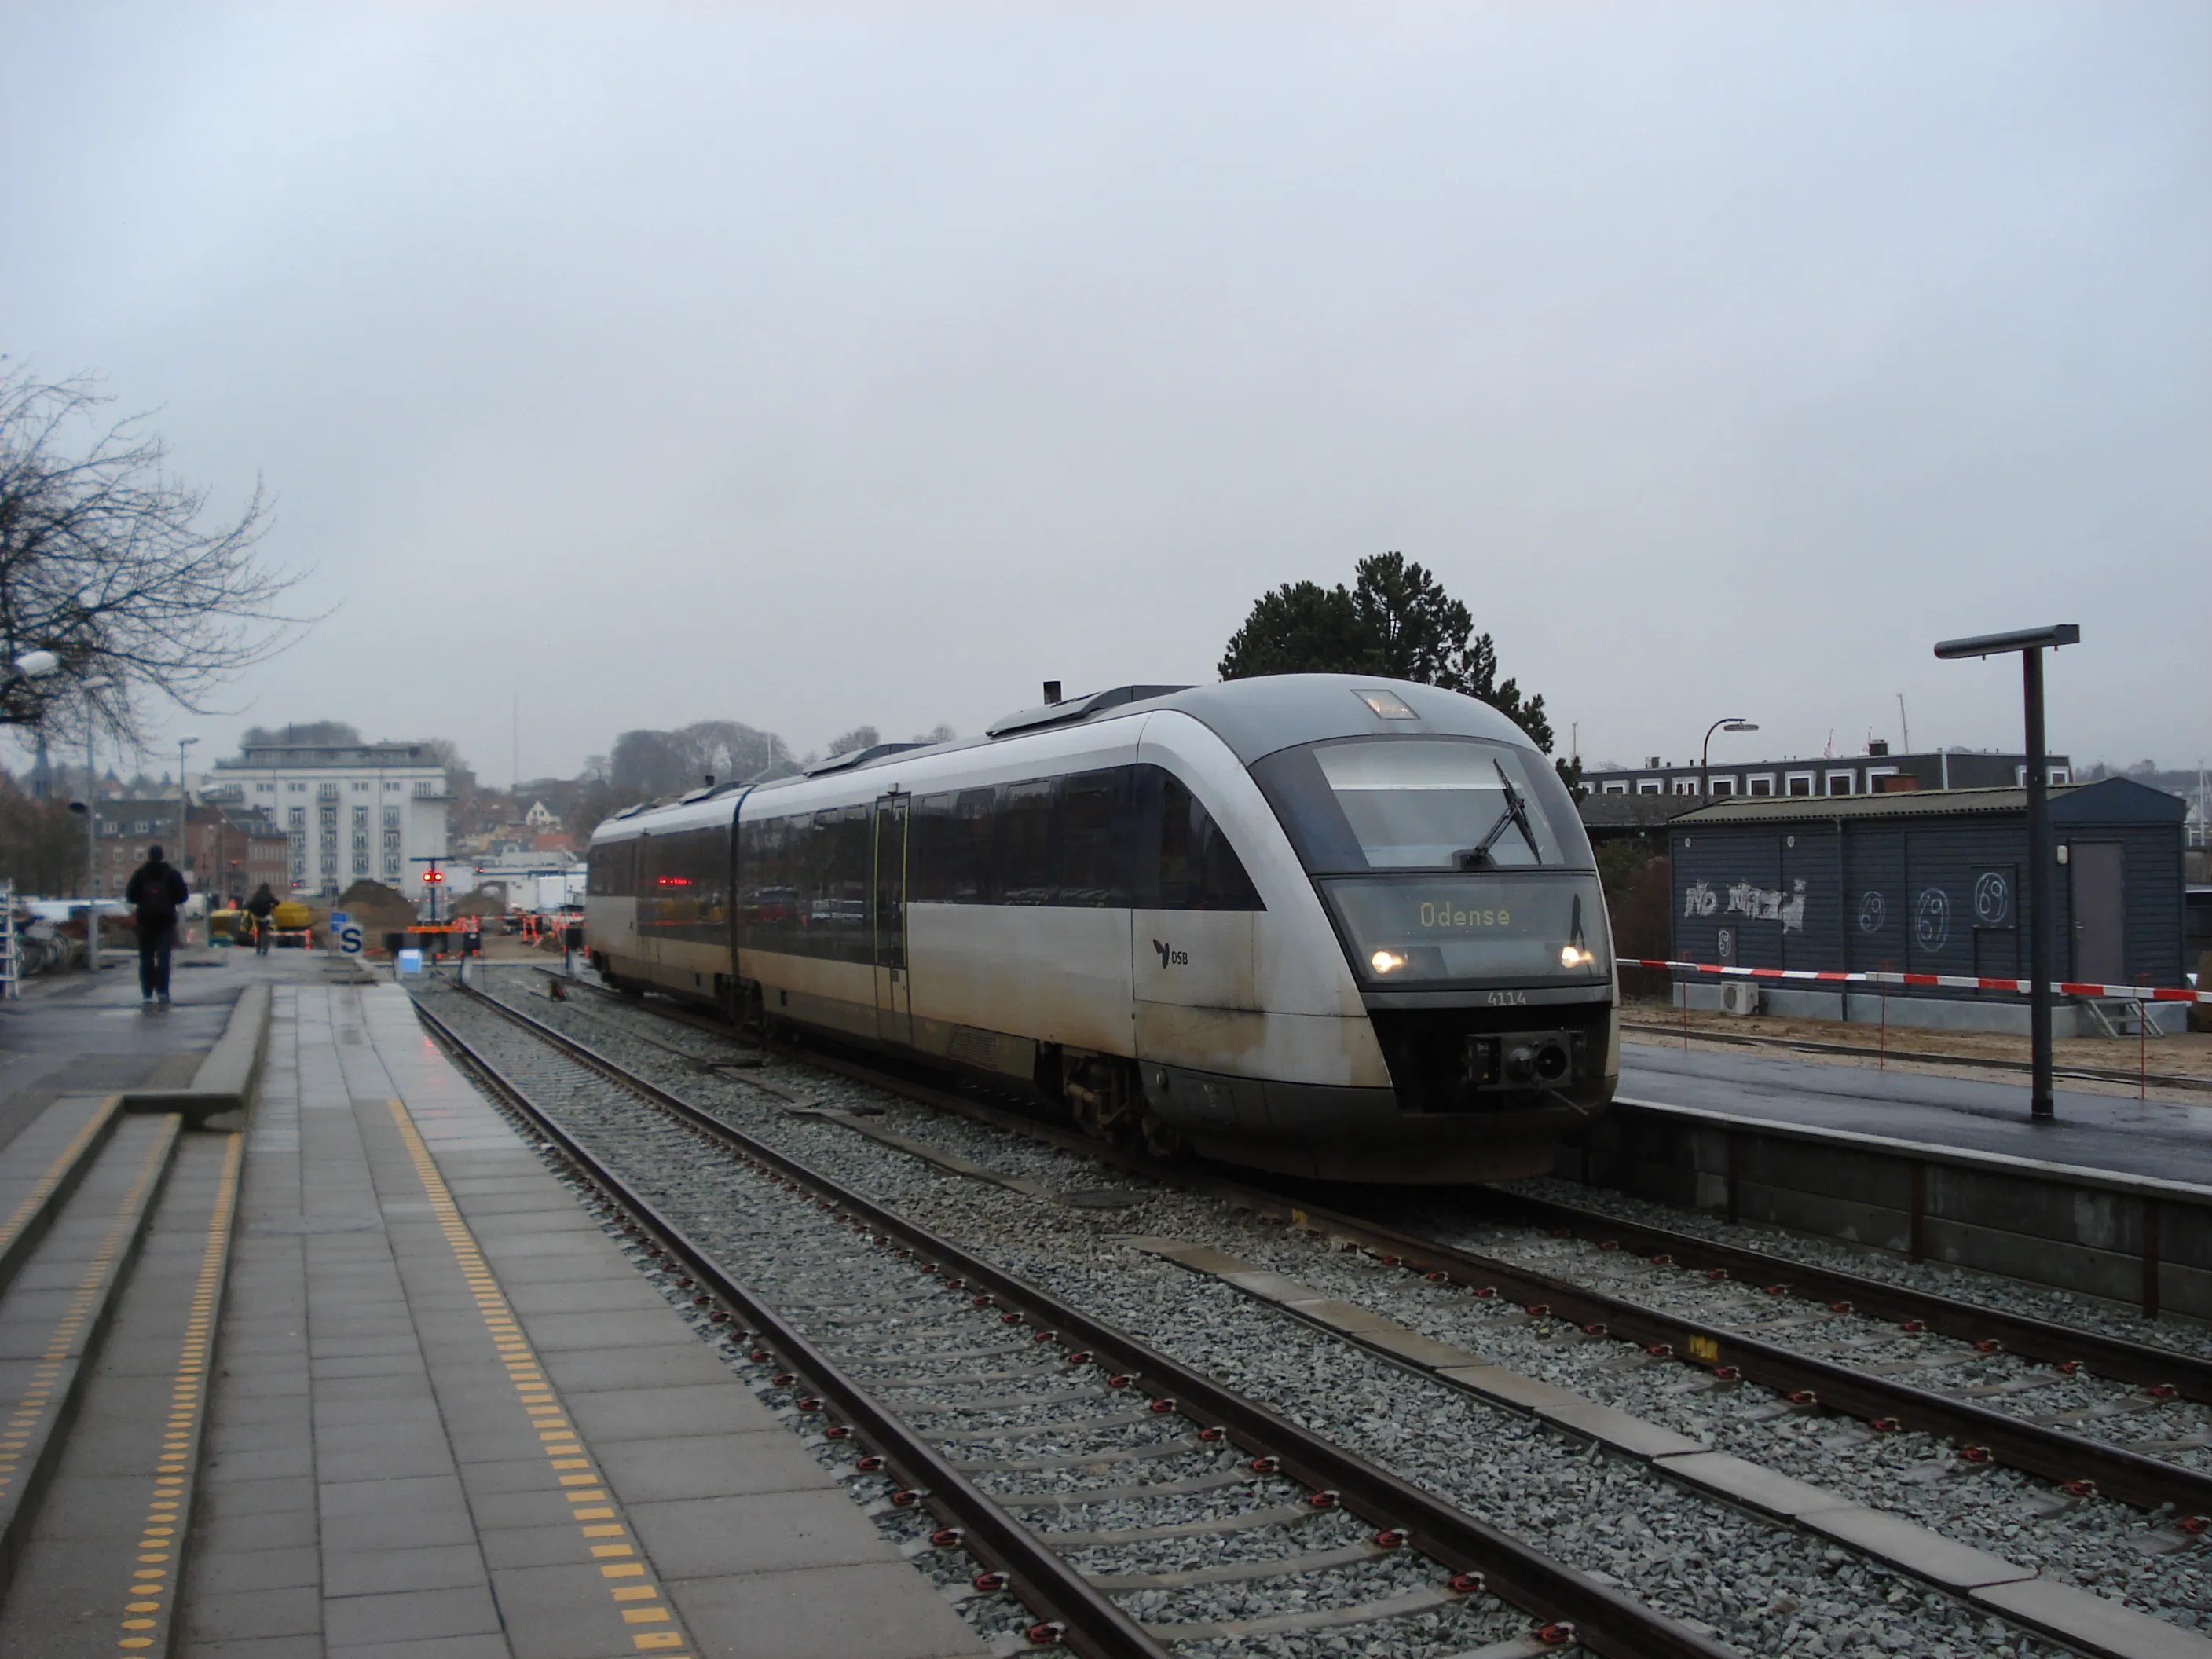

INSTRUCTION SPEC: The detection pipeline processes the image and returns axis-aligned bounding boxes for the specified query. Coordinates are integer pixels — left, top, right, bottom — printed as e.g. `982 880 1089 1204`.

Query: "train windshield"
1251 737 1589 873
1251 737 1606 987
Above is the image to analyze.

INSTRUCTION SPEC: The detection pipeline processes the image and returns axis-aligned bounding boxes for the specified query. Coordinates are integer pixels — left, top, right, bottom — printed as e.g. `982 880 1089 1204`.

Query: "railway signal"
412 855 452 925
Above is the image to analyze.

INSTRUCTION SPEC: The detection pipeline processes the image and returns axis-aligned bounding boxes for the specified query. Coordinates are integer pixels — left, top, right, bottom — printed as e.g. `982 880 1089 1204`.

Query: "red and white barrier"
1617 958 2210 1005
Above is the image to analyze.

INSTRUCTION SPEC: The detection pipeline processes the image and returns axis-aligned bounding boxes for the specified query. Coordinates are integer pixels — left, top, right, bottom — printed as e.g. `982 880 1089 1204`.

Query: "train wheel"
1062 1053 1140 1144
1137 1108 1184 1160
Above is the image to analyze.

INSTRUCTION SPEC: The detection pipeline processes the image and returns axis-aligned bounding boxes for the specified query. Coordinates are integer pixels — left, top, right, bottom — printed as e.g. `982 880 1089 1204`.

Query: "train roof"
588 674 1540 844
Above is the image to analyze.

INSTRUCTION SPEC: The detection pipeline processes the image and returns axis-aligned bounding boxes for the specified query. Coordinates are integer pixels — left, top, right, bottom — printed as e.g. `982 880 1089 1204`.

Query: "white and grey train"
585 675 1618 1184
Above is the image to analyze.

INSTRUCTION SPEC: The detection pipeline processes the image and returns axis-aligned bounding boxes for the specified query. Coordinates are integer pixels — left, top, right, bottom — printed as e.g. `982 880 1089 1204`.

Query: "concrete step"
0 1095 126 1296
0 1128 243 1655
0 1113 183 1593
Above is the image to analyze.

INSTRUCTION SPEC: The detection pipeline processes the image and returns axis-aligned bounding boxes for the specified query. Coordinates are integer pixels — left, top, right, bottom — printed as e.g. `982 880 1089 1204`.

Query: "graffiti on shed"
1667 778 2188 1001
1683 877 1808 933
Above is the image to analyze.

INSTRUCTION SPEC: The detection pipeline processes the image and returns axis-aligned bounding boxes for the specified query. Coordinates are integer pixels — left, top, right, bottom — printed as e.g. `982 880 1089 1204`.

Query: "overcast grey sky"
4 2 2205 787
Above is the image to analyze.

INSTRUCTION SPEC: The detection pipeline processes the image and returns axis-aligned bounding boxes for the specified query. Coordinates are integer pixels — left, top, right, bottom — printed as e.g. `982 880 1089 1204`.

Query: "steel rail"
819 1058 2212 1514
768 1020 2212 1410
412 994 1170 1659
432 980 1739 1659
1470 1189 2212 1404
529 976 2212 1521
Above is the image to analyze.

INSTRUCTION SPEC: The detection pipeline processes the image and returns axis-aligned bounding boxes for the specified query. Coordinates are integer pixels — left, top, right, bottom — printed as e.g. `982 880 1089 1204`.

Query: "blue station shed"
1666 777 2188 1035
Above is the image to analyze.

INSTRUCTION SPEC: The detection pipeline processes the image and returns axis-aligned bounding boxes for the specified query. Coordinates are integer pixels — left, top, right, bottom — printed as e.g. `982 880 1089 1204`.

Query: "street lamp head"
12 650 60 680
1723 721 1759 734
1933 624 2080 660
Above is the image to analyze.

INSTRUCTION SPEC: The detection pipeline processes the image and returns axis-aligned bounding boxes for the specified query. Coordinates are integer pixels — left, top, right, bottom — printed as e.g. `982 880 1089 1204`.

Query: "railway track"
465 968 2212 1654
416 978 1737 1659
1443 1189 2212 1404
531 968 2212 1517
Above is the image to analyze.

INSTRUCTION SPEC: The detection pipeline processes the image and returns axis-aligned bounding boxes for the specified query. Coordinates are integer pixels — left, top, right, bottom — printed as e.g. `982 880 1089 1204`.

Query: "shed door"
2070 843 2126 987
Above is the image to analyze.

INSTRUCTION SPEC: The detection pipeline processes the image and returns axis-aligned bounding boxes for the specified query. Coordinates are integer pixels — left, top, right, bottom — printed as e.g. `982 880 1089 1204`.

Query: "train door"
873 793 913 1048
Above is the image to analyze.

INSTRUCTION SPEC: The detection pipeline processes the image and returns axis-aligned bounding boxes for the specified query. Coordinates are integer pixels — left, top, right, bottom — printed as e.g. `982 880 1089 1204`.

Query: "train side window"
1140 765 1264 911
588 840 633 897
635 837 661 932
1058 769 1128 906
745 814 806 954
735 815 770 946
827 804 872 958
798 811 835 949
909 793 957 903
998 781 1057 904
949 788 997 903
676 826 727 943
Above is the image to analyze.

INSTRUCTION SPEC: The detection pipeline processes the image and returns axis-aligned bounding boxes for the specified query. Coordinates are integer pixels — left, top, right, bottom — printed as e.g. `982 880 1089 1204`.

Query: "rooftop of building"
1668 775 2185 826
92 797 287 830
1583 745 2067 775
213 742 441 769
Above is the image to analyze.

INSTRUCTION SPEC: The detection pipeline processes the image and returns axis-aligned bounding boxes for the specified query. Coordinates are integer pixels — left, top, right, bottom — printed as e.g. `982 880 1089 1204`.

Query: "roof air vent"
804 741 929 778
986 684 1192 740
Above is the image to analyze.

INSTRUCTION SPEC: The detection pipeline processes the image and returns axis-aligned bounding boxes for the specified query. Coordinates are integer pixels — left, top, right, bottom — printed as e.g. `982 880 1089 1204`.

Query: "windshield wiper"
1453 762 1544 870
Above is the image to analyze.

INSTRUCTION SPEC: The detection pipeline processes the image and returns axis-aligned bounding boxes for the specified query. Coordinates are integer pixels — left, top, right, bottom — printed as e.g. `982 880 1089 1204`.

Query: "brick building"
86 799 290 901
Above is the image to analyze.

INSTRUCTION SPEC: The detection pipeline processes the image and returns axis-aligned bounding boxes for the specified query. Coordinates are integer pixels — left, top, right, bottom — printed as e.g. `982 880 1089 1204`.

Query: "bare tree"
825 724 880 756
413 737 474 804
0 368 309 741
609 721 790 800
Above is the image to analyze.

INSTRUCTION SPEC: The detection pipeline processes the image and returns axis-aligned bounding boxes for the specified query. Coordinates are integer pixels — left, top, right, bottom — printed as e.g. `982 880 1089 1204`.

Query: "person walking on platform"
245 883 276 956
126 845 189 1005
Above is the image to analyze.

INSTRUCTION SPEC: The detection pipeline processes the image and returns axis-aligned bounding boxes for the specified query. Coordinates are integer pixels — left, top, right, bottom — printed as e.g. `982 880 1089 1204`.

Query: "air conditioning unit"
1719 980 1761 1017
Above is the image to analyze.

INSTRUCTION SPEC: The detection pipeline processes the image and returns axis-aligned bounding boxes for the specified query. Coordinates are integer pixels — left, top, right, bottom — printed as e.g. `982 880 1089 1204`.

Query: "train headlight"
1370 950 1407 975
1560 945 1593 968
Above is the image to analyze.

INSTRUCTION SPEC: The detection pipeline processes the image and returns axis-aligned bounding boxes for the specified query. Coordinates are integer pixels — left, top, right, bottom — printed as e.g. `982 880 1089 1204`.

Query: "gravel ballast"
419 970 2194 1655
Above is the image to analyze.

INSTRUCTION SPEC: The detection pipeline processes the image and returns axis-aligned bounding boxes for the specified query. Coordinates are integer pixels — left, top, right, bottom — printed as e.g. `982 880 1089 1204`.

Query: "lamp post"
175 736 199 893
1701 718 1759 797
83 709 100 968
1934 623 2081 1122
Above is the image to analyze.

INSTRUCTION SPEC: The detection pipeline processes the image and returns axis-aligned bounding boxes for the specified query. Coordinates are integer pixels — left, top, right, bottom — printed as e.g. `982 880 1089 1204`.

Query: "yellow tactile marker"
0 1097 121 1260
0 1123 173 1516
389 1099 697 1655
112 1129 236 1651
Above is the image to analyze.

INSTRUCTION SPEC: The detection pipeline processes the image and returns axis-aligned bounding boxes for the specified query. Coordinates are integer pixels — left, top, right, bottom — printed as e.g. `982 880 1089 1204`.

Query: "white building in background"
204 740 450 899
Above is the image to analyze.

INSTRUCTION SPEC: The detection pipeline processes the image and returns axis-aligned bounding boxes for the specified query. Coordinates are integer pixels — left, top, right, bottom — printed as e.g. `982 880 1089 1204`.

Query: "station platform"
0 946 248 1153
1621 1038 2212 1187
0 951 987 1659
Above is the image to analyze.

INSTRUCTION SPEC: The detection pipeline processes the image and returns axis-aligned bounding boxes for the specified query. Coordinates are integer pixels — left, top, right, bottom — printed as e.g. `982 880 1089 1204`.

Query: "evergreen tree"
1219 552 1576 788
1217 580 1368 679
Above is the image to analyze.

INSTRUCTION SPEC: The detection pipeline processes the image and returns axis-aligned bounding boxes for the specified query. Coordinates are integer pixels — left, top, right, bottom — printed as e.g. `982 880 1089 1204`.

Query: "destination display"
1324 873 1610 985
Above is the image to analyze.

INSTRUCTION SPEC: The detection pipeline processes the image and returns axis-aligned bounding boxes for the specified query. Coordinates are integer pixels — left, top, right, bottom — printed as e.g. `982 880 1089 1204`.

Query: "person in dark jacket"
244 883 277 956
125 846 190 1004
